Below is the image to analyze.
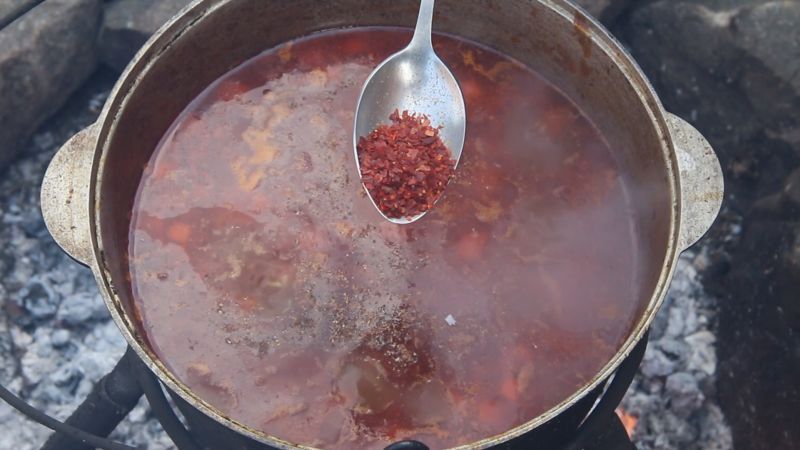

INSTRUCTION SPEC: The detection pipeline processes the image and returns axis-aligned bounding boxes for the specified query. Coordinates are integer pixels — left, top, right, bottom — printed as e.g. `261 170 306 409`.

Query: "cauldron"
41 1 723 448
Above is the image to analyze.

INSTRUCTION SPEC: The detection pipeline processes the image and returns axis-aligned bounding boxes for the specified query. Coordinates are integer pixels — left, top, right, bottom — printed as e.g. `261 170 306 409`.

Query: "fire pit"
0 82 722 449
38 1 722 448
9 0 792 450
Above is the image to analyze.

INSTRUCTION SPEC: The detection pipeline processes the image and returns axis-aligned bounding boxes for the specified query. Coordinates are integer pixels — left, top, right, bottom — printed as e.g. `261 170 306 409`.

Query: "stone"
731 2 800 143
0 0 102 169
99 0 193 72
623 0 799 149
0 0 29 27
623 1 753 143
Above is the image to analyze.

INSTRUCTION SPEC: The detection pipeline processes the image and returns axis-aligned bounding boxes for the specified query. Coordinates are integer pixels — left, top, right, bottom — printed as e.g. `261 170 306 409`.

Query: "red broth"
130 28 644 449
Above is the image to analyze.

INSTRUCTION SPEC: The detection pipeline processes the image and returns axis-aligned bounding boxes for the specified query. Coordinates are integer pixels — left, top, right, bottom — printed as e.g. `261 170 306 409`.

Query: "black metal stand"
0 347 140 450
564 330 648 450
0 334 647 450
384 440 430 450
40 347 144 450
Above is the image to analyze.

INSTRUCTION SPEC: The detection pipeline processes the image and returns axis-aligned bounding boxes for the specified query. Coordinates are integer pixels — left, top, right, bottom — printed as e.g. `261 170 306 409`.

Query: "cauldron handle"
666 113 724 251
40 123 98 266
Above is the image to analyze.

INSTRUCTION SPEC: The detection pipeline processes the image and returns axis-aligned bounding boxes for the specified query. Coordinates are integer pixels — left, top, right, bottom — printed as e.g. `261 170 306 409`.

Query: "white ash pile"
621 253 733 450
0 80 175 450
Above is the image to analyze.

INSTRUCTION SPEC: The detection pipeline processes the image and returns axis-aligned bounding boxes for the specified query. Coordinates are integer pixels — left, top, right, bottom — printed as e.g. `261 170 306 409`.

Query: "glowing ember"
616 408 639 438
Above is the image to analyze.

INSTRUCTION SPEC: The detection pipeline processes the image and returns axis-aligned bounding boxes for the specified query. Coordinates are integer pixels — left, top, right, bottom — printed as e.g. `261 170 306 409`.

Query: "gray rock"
0 0 102 169
623 1 753 142
623 0 799 146
732 2 800 143
0 0 29 26
99 0 193 72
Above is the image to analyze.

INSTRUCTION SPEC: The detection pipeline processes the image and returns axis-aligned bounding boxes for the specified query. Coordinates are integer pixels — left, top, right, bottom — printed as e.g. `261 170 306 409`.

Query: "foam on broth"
129 27 644 449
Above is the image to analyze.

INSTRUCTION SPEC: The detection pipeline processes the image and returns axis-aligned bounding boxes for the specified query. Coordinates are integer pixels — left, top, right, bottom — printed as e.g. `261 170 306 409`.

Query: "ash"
0 74 731 450
0 75 175 450
621 251 733 450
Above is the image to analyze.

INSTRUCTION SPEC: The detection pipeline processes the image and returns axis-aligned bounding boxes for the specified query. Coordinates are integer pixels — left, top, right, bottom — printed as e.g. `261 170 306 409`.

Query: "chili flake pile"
357 110 456 219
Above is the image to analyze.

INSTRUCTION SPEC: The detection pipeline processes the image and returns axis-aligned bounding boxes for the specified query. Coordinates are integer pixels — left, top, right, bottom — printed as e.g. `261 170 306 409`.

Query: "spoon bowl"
353 0 466 224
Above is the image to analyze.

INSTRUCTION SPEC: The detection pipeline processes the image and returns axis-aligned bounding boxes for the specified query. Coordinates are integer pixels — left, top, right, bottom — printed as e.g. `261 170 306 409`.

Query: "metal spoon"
353 0 466 225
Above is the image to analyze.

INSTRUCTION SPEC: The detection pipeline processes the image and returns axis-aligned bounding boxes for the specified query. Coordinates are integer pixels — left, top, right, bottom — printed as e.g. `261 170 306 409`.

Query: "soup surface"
130 28 644 449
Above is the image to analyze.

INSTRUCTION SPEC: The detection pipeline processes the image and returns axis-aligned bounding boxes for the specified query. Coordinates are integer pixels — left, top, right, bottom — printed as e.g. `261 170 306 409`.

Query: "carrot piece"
341 36 368 56
540 106 574 137
460 78 483 104
215 79 249 101
235 296 259 312
500 377 518 401
167 222 192 244
478 400 502 425
457 229 488 262
153 160 176 180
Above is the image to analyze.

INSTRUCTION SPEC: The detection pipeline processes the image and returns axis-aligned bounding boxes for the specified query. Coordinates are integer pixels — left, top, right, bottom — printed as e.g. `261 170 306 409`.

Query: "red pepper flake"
357 110 456 219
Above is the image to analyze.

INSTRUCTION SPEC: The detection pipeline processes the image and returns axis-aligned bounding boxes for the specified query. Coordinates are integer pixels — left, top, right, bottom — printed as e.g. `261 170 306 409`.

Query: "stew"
129 28 646 450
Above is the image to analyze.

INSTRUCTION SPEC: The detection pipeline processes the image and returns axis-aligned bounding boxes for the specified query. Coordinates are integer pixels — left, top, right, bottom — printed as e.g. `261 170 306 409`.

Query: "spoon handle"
409 0 434 50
